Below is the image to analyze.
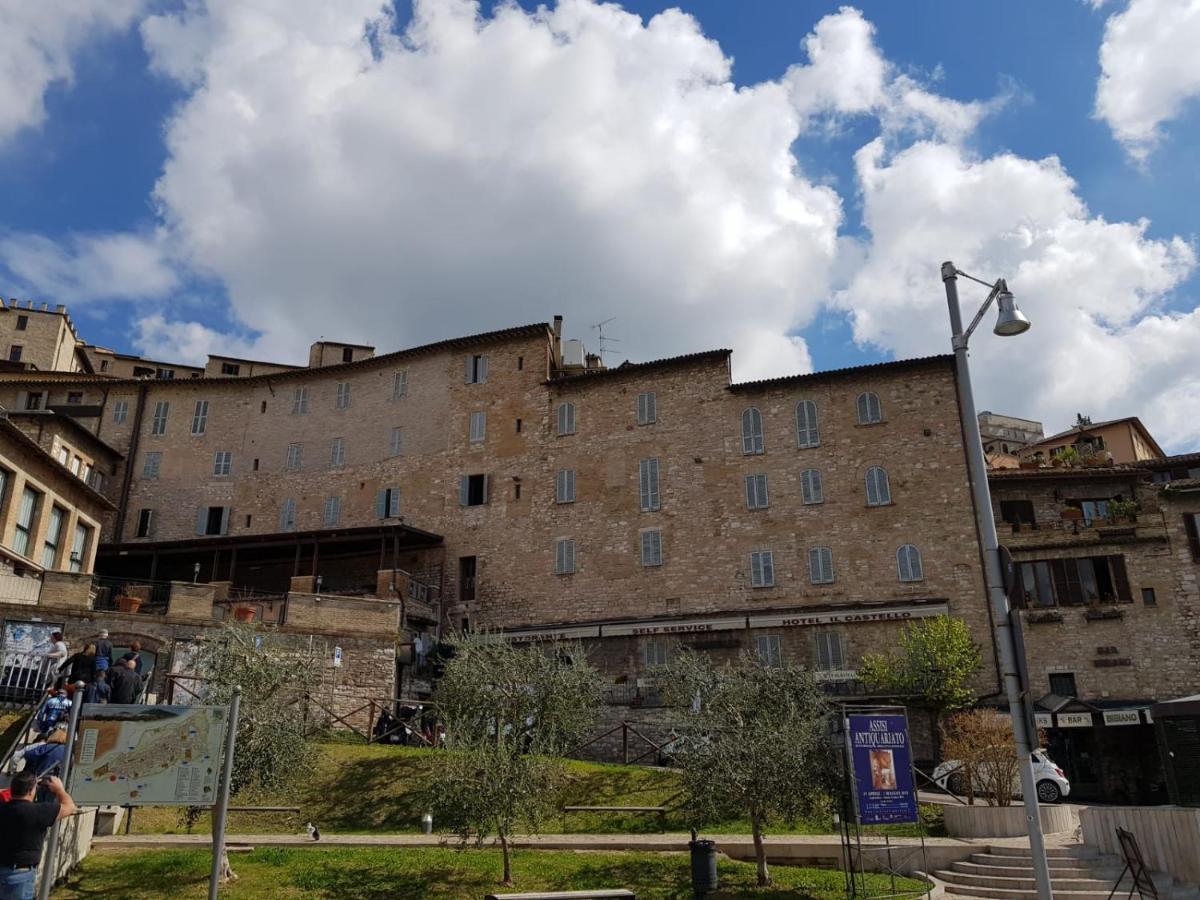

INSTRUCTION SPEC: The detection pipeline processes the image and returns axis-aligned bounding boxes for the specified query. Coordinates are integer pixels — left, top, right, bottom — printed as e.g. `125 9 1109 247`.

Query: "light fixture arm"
960 279 1006 347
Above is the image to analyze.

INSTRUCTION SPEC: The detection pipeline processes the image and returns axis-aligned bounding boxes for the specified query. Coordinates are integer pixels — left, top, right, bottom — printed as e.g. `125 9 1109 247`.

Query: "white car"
932 749 1070 803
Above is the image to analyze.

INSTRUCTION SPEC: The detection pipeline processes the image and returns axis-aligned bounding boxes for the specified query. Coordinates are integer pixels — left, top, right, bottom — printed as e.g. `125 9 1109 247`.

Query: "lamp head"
993 286 1031 337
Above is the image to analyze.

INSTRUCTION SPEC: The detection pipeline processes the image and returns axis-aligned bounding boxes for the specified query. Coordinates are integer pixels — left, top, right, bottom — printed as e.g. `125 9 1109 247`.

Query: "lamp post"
941 261 1052 900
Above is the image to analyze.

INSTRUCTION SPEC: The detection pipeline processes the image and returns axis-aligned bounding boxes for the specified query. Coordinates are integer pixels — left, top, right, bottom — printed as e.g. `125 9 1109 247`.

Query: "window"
377 487 401 519
66 392 82 404
637 392 657 425
13 487 40 557
191 400 209 435
330 437 345 468
557 402 576 436
795 400 819 448
1142 587 1157 606
101 360 110 371
643 638 669 668
292 386 309 415
638 458 661 511
555 538 576 575
286 443 302 471
197 506 231 536
23 392 42 410
1014 555 1132 607
741 407 764 455
1066 499 1111 525
641 529 663 567
221 362 240 376
342 347 354 363
515 418 522 433
323 497 341 527
1048 672 1077 697
213 451 233 476
814 632 845 672
252 458 259 471
754 634 782 667
389 427 404 457
135 508 154 539
1185 513 1200 562
801 469 823 505
517 356 524 371
459 556 477 602
809 547 835 584
749 550 774 588
54 446 69 466
897 544 924 582
386 369 408 399
279 499 297 532
68 523 89 573
142 452 162 479
113 400 128 424
465 354 488 384
1000 500 1036 526
132 366 153 377
745 474 769 510
15 315 27 331
469 411 486 444
335 382 351 409
42 506 65 569
69 457 81 476
856 391 883 424
555 469 576 504
151 400 170 435
459 474 489 507
865 466 891 506
8 346 22 363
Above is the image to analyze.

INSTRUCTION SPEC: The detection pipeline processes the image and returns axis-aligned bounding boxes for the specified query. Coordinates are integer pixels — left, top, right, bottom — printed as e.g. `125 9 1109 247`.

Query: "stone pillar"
167 582 217 620
38 572 94 610
290 575 316 593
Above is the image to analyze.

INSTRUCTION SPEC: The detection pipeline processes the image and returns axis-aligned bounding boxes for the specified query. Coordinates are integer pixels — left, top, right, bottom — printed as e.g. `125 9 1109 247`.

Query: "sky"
1 0 1198 449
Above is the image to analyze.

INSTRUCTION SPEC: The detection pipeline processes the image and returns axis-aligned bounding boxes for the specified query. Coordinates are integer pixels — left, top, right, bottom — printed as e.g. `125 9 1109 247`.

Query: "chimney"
25 300 33 309
7 299 16 308
552 315 563 367
40 303 49 311
55 304 65 314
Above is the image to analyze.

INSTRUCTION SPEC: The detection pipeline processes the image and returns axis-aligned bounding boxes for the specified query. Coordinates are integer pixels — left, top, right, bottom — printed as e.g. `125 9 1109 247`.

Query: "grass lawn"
54 847 929 899
126 742 942 837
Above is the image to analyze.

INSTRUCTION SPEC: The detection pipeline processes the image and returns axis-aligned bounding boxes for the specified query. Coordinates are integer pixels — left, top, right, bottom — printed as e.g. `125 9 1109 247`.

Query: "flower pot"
233 606 257 623
116 595 142 614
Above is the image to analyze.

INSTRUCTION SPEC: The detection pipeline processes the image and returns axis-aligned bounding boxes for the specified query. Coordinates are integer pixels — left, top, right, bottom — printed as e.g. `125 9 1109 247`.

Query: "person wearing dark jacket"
66 644 96 685
82 670 111 705
121 640 143 675
108 659 141 705
0 770 76 898
94 629 113 674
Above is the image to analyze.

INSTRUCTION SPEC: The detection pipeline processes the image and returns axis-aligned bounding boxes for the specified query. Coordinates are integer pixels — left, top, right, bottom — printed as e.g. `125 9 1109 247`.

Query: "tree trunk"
751 814 771 887
500 833 512 886
930 708 942 765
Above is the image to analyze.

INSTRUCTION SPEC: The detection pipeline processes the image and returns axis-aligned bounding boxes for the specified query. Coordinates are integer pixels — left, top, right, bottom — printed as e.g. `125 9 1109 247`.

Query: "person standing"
93 630 112 675
120 641 143 676
42 632 67 689
108 659 140 705
16 731 67 780
66 645 95 687
0 770 76 899
82 670 110 705
34 691 70 739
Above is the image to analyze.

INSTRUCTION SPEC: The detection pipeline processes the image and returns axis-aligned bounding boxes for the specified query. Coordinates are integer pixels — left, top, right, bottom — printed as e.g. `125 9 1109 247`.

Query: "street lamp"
941 261 1052 900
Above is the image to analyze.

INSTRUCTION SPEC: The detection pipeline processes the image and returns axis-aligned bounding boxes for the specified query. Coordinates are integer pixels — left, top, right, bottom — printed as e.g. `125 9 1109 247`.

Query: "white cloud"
1095 0 1200 160
133 313 260 366
0 0 149 144
0 230 178 303
838 138 1199 449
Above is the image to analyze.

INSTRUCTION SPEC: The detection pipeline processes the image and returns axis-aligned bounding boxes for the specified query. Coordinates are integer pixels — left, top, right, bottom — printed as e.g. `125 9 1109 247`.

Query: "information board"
845 713 919 825
69 704 228 807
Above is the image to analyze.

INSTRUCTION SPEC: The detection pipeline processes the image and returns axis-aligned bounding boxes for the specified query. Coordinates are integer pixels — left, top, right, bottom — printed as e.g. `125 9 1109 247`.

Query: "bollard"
689 838 718 897
421 812 433 835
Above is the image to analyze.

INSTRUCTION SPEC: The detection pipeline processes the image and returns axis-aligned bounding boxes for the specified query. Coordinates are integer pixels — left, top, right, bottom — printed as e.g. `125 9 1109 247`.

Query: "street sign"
333 646 342 668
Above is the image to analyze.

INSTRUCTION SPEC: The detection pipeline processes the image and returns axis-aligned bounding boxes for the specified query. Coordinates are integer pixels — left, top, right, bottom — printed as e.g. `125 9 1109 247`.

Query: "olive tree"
859 615 981 761
658 651 834 887
425 634 602 886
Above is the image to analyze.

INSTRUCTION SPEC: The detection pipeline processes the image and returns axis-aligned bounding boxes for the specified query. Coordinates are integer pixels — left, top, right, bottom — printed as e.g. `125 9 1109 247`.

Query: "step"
936 870 1114 892
988 844 1098 860
939 881 1114 900
953 860 1119 880
970 852 1101 868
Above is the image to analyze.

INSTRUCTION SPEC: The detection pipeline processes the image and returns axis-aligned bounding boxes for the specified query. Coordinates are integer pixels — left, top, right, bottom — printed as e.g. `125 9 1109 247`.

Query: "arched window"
795 400 819 448
801 469 823 505
741 407 764 455
809 547 835 584
557 402 576 436
865 466 891 506
856 391 883 425
897 545 924 582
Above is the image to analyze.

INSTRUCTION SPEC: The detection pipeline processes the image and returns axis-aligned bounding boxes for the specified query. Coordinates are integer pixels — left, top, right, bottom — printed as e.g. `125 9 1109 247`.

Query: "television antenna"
592 317 620 361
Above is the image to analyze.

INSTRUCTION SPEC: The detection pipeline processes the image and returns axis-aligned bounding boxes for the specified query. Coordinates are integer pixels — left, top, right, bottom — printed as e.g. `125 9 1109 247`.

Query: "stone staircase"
933 842 1166 899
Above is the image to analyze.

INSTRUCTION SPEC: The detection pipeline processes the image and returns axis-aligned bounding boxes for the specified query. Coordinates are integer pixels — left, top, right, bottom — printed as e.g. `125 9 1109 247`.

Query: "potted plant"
116 595 142 614
233 606 257 623
1108 499 1138 523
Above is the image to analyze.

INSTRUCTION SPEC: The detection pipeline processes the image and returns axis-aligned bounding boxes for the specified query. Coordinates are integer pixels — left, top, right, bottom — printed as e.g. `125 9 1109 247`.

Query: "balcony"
1000 514 1168 552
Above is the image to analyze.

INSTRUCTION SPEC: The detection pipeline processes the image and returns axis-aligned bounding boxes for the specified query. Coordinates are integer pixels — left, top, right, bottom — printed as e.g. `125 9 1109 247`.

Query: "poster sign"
3 620 64 656
846 714 918 825
69 704 228 807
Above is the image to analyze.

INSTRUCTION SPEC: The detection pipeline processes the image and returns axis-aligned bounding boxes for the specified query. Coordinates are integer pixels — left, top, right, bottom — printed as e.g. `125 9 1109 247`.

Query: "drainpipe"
113 383 149 541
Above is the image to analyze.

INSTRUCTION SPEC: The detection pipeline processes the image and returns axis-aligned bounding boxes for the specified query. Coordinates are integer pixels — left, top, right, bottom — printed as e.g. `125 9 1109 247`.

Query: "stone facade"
0 301 83 373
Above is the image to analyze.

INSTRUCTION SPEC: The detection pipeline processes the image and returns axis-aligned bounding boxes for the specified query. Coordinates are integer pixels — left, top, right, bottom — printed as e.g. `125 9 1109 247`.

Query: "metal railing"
0 652 61 704
90 576 170 614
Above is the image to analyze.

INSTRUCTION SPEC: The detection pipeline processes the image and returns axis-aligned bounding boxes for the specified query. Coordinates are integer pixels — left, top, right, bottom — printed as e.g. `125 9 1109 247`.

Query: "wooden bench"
561 805 667 832
485 891 635 900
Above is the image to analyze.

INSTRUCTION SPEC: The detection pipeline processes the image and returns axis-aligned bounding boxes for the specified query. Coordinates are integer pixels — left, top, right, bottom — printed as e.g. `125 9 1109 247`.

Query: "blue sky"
1 0 1198 447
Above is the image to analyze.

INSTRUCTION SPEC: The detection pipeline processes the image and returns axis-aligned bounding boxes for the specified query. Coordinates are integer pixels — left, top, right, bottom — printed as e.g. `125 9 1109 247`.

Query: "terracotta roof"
988 465 1148 481
0 418 117 510
1141 451 1200 469
206 354 302 368
728 354 954 392
548 349 731 384
1024 415 1166 458
0 323 553 389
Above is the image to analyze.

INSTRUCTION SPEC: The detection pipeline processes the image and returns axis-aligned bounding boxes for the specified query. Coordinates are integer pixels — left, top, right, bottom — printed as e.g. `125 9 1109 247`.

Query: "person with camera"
0 769 76 899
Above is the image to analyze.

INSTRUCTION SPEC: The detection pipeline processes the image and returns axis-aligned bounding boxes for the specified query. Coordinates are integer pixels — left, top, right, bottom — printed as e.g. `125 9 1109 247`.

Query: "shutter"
389 488 401 518
1109 555 1132 603
762 550 773 586
757 475 768 507
637 393 646 424
464 356 474 383
479 355 488 383
219 507 231 535
866 469 879 505
648 459 660 510
898 547 912 582
459 476 469 507
910 547 923 580
377 490 388 518
1186 514 1200 561
196 507 207 535
647 392 656 423
812 470 823 503
639 460 649 510
744 476 755 508
279 501 290 531
857 393 868 423
481 474 490 503
566 470 575 501
567 540 575 573
822 549 833 583
750 552 762 586
829 634 844 669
